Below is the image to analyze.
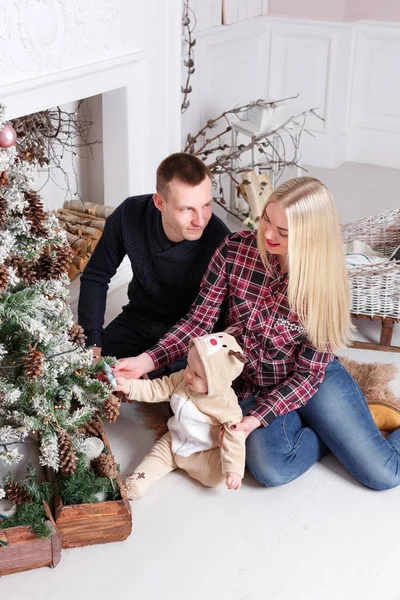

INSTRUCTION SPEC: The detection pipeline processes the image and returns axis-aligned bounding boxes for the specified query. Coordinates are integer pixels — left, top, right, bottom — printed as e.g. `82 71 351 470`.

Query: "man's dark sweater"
78 194 229 358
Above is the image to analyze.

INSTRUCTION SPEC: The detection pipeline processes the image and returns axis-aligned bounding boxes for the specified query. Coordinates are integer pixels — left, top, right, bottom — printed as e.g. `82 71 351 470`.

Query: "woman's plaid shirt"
148 230 334 426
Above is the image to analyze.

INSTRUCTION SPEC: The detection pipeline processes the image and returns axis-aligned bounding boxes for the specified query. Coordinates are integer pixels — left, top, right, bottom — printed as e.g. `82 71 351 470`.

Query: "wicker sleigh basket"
341 208 400 352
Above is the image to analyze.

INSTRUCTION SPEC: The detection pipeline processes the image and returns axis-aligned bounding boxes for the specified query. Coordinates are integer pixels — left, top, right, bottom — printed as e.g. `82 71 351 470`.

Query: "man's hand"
231 415 261 438
225 472 242 490
113 352 155 380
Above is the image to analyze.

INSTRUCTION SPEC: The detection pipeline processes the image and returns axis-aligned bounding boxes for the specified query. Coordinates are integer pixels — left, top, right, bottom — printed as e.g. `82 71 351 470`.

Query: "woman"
114 177 400 490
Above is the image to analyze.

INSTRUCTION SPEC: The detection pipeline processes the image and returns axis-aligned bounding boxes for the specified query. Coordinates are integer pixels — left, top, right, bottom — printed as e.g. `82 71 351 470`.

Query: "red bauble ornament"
0 125 17 148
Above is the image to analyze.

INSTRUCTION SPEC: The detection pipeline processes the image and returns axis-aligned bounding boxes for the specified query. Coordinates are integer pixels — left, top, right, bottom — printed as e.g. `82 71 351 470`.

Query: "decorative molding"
2 51 150 205
1 51 147 119
222 0 267 25
347 129 400 170
345 21 400 167
184 19 270 143
1 1 182 211
268 19 354 167
192 0 267 29
349 27 400 132
183 15 400 169
238 0 264 21
0 0 122 81
269 29 332 133
190 0 222 31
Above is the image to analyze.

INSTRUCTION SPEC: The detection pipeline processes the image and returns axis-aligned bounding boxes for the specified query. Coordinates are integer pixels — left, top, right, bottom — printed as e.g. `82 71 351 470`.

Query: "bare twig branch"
11 100 99 203
185 98 322 221
181 1 196 114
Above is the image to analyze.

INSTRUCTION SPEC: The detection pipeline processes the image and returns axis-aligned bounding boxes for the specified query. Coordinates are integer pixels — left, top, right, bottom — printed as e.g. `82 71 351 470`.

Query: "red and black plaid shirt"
148 230 334 426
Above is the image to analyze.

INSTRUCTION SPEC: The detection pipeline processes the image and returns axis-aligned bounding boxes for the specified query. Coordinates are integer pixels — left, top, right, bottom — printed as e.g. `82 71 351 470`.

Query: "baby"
115 331 247 500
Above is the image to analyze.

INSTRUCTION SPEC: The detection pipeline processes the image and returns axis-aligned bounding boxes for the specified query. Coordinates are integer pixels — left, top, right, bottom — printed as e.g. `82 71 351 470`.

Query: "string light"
0 343 85 371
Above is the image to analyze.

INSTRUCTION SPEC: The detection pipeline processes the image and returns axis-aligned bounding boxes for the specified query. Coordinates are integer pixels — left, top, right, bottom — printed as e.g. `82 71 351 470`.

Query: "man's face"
153 176 213 243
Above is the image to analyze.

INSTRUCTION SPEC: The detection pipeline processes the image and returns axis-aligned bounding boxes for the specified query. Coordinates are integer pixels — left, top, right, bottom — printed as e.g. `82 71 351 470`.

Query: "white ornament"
0 499 17 519
94 491 107 502
83 437 104 468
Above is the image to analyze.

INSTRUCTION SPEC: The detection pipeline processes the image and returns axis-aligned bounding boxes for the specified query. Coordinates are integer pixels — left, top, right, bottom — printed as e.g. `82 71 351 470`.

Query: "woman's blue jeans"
241 358 400 490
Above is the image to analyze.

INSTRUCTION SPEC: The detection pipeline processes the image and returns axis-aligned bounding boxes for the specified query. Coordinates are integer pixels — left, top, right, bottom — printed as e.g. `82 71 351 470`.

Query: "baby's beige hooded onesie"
125 332 246 499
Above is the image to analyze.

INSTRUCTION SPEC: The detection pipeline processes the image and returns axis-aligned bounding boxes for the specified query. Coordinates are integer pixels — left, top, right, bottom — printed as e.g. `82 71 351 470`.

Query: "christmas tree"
0 103 114 474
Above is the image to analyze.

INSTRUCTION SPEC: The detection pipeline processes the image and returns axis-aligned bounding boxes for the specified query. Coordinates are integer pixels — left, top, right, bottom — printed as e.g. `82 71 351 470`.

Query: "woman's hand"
231 415 261 438
225 472 242 490
112 353 155 380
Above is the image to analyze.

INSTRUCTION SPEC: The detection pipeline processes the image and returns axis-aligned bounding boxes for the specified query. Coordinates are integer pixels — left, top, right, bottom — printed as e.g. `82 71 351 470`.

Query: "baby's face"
184 346 208 394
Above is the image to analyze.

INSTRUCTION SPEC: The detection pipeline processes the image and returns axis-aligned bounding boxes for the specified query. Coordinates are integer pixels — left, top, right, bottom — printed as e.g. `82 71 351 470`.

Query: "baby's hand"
114 376 131 396
225 472 242 490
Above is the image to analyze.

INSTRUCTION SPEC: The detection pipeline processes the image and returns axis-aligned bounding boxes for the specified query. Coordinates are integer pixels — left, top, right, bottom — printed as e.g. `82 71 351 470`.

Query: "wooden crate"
0 502 61 576
53 420 132 548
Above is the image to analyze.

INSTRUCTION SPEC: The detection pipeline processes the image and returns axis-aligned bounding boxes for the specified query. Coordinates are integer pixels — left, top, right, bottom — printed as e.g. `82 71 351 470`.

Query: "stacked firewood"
53 201 114 280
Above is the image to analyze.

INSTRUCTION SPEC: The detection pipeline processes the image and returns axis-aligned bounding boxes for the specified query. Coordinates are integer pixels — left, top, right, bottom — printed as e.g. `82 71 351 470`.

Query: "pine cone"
23 345 44 380
24 190 47 237
24 190 42 206
92 452 118 479
36 250 55 280
0 196 7 229
6 482 33 505
104 395 120 423
53 245 74 278
6 255 37 285
0 264 10 293
68 323 86 348
0 171 10 187
18 144 49 167
80 416 102 437
11 119 26 135
58 429 77 476
18 145 36 164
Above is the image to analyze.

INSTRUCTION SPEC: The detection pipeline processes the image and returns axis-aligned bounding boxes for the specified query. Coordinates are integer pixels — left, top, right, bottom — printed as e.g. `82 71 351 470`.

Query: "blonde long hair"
257 177 353 352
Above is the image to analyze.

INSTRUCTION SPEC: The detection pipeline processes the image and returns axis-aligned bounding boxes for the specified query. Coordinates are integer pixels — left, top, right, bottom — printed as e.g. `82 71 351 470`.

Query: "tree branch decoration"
181 0 196 114
11 101 98 202
185 97 322 226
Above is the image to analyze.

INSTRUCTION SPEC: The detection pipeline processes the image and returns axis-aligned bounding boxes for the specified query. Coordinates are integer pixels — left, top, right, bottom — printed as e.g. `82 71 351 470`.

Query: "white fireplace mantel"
0 0 182 204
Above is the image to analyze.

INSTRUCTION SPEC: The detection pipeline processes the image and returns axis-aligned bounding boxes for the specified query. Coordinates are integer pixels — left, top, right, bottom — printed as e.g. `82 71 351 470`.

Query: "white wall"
0 0 182 207
182 7 400 170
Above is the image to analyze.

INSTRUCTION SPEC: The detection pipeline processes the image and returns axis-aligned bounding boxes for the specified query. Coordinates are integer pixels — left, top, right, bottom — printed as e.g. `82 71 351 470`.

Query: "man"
78 152 230 359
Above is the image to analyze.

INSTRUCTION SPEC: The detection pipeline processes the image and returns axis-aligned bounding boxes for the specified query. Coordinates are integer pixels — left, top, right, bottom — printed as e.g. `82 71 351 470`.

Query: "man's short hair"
156 152 211 198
